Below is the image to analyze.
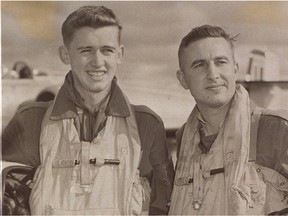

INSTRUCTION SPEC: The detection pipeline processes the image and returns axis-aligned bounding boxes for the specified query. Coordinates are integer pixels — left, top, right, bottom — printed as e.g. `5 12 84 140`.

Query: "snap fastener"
121 148 128 154
280 182 285 187
226 152 233 160
192 201 201 210
202 171 210 179
50 150 56 157
256 168 261 172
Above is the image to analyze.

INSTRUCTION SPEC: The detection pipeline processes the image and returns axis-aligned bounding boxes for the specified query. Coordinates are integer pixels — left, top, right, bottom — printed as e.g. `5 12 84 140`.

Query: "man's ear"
176 70 189 90
234 61 239 74
59 46 71 65
117 45 124 64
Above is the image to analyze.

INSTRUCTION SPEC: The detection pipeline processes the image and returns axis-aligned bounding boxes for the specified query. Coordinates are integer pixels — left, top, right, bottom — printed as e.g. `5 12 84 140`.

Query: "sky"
1 1 288 129
2 1 288 83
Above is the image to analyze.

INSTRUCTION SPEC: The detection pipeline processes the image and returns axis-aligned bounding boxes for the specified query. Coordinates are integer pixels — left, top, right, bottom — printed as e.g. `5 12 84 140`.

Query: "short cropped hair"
178 25 238 66
61 5 122 46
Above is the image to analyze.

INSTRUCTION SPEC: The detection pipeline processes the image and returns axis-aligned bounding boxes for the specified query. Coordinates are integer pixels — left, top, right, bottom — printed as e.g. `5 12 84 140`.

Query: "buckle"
89 158 120 166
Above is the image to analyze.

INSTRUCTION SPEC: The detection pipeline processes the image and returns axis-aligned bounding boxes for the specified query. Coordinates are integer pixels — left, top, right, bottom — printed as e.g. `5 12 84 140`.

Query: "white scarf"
169 84 251 215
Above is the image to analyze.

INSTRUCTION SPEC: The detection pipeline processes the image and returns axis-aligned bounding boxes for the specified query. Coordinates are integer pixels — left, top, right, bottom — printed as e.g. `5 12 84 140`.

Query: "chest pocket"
256 165 288 212
244 163 288 215
243 163 267 214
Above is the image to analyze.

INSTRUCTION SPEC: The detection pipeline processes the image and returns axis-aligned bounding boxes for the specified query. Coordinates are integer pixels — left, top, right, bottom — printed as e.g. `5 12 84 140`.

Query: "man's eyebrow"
77 46 93 50
214 56 229 61
76 45 117 50
102 45 116 50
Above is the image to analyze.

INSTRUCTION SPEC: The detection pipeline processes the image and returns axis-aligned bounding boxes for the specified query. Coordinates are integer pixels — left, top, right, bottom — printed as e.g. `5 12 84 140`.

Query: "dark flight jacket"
2 80 175 215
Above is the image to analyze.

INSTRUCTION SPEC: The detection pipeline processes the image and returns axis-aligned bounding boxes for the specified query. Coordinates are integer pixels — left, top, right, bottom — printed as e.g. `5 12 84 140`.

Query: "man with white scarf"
169 25 288 215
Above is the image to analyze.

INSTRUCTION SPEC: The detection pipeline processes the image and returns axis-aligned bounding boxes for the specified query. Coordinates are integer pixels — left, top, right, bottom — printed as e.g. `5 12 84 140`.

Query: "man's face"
61 26 124 95
177 37 238 109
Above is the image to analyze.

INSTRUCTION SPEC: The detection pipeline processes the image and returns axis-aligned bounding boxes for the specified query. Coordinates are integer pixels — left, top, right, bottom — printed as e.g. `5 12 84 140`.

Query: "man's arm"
149 122 175 215
134 105 175 215
256 112 288 215
257 113 288 178
274 117 288 178
2 102 48 168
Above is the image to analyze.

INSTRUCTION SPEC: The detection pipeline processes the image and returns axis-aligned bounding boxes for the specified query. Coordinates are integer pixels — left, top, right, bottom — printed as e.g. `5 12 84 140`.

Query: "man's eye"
194 63 205 69
216 60 228 65
80 49 92 54
102 49 114 55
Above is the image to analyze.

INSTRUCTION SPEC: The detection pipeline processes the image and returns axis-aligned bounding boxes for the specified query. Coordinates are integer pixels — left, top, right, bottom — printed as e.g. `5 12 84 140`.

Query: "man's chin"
198 98 232 109
87 82 111 94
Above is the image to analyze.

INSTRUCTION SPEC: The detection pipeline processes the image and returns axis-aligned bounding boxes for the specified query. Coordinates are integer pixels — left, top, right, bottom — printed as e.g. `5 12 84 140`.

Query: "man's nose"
91 50 105 66
206 63 220 80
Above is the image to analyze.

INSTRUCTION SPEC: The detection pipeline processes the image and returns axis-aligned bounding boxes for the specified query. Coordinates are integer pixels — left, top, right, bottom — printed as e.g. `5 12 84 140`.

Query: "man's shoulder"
16 100 51 115
132 104 163 124
260 108 288 123
256 108 288 175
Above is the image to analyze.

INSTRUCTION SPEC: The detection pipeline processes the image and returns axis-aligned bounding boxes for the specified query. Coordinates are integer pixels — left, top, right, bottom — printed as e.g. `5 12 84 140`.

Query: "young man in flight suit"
2 5 174 215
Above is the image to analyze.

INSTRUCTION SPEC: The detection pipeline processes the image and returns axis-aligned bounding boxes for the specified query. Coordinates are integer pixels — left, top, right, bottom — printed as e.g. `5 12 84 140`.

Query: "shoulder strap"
249 106 263 162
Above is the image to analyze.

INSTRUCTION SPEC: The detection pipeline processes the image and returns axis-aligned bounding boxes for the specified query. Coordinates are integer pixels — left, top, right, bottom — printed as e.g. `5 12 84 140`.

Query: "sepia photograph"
1 1 288 215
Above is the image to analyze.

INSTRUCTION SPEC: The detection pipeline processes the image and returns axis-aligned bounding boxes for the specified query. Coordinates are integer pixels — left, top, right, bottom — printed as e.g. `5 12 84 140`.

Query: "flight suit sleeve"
275 118 288 178
148 121 175 215
257 114 288 179
2 104 46 168
257 114 288 215
133 105 175 215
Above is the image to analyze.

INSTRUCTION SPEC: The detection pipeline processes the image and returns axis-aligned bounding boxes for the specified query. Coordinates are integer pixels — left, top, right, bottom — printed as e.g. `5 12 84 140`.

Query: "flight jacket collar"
50 75 130 120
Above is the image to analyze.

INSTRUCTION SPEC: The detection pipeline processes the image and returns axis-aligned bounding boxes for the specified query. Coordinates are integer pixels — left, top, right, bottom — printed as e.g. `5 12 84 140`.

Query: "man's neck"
78 86 111 114
197 102 231 134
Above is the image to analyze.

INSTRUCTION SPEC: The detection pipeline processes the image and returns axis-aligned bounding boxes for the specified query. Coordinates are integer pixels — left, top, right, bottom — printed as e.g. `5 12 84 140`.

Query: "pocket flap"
256 165 288 191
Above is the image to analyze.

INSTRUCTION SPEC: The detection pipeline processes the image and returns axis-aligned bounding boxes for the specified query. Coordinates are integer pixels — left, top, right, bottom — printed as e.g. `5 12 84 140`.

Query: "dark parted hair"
61 5 122 47
178 25 238 66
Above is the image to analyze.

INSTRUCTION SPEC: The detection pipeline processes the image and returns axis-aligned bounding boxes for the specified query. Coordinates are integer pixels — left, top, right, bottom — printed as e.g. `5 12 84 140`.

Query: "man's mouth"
87 70 106 77
206 84 225 90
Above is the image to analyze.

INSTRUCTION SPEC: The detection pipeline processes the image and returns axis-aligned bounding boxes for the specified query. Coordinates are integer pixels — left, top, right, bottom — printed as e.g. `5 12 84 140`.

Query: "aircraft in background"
2 61 48 80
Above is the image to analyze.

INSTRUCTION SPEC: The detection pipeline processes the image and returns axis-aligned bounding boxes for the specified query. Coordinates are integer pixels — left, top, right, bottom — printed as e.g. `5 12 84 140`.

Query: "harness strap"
175 167 225 186
192 155 203 210
76 108 84 140
52 159 79 168
80 141 90 186
52 158 120 168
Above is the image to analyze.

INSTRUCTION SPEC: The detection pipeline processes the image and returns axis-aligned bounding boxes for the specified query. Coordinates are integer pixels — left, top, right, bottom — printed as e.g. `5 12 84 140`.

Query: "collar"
197 112 218 153
197 112 206 125
50 76 130 120
197 110 218 136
